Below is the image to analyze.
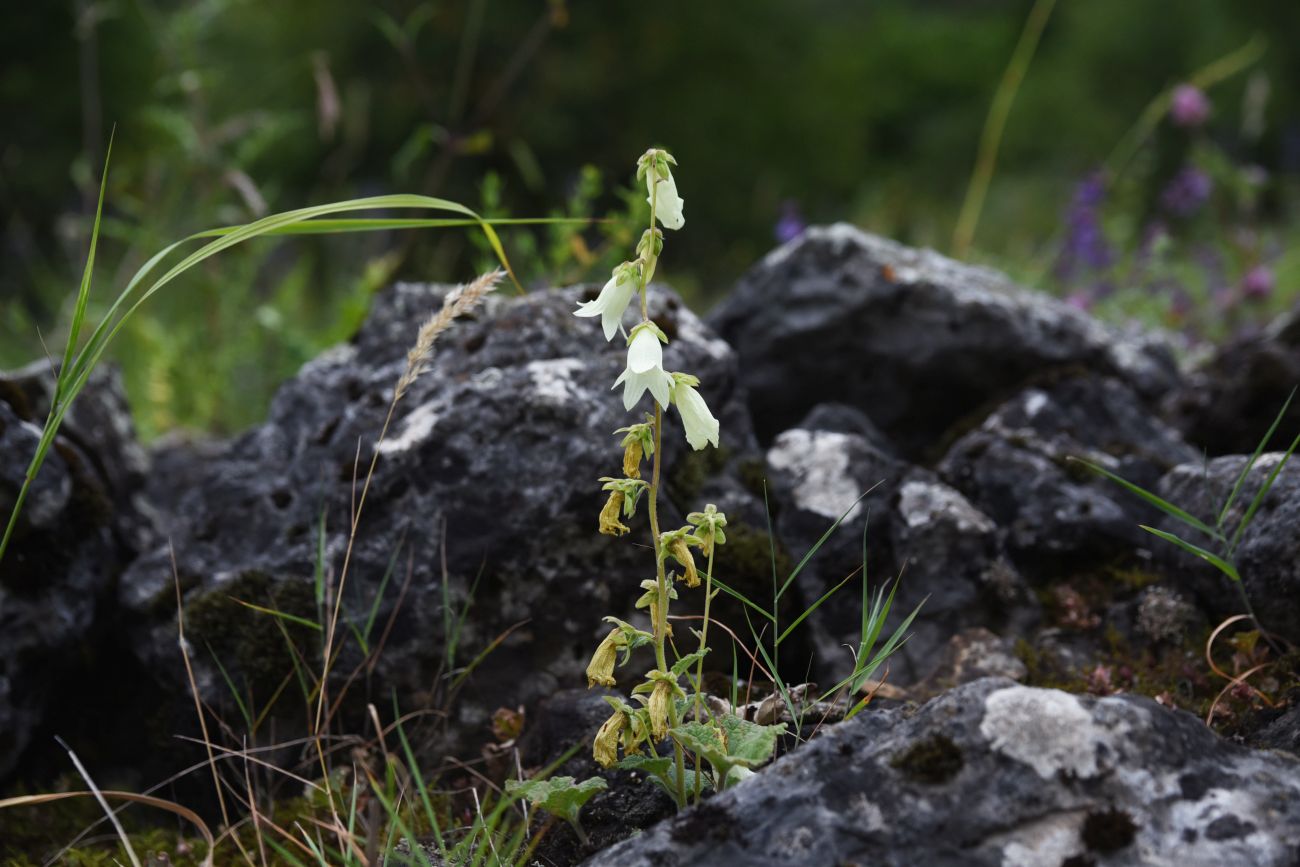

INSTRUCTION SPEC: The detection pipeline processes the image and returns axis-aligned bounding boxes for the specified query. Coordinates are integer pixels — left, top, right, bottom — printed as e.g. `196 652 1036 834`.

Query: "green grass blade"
230 597 323 631
195 215 595 236
775 484 880 602
762 484 779 672
1071 457 1220 540
776 569 858 647
706 576 776 622
1217 387 1295 531
1228 426 1300 554
263 837 312 867
393 693 447 858
362 538 404 647
57 132 114 398
204 640 252 730
1140 525 1241 581
743 608 796 728
1 193 520 566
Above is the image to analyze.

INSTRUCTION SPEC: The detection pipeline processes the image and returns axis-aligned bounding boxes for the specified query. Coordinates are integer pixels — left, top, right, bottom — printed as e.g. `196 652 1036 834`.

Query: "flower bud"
586 629 621 688
686 503 727 558
593 710 627 767
598 491 629 537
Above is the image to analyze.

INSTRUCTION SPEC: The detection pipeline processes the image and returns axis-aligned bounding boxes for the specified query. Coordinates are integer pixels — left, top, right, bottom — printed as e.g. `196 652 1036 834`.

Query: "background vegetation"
4 0 1300 436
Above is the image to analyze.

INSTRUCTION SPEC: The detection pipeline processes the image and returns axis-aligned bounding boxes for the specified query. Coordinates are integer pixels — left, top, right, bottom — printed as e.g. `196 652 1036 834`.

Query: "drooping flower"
574 262 640 341
1170 84 1211 128
660 526 703 588
640 150 685 231
593 708 627 767
669 373 719 450
613 323 673 410
648 679 672 740
586 629 622 688
597 490 629 537
615 420 655 480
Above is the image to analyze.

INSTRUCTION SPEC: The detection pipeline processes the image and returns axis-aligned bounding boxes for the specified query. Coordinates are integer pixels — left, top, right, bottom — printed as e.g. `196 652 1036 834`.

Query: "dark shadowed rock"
0 363 148 781
1249 700 1300 757
938 375 1199 576
118 283 765 751
709 224 1180 458
763 422 1036 685
1154 454 1300 643
583 678 1300 867
1164 308 1300 456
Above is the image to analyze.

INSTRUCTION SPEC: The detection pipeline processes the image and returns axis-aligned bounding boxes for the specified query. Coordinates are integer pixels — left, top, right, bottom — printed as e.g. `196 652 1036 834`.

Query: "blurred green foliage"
3 0 1300 435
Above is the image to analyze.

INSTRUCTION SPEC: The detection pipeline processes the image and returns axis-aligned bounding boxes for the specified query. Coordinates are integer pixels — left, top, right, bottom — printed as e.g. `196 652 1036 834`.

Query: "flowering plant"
534 149 784 818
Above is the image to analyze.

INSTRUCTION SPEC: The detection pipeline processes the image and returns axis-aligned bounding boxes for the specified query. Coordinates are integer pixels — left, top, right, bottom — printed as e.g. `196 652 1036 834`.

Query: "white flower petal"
575 272 638 342
674 383 719 450
648 170 685 231
627 328 662 374
602 277 637 341
648 369 674 409
573 274 616 318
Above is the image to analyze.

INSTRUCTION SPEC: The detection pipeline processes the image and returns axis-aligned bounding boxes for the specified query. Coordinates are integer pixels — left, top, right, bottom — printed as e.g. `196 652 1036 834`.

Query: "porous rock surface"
937 374 1199 573
583 678 1300 867
764 420 1038 683
0 363 149 779
709 224 1179 457
1155 453 1300 644
117 283 766 738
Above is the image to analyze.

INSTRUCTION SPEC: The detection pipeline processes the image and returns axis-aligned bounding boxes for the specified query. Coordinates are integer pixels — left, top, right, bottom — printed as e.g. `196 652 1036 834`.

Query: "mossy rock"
185 569 320 705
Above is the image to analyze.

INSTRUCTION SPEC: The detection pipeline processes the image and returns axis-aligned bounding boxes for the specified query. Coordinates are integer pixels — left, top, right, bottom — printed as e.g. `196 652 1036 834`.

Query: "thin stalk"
951 0 1056 258
692 543 715 803
647 405 687 807
644 168 688 808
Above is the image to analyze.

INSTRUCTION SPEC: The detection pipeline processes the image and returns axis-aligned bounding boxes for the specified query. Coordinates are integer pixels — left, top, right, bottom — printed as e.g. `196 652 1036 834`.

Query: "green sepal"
628 319 668 345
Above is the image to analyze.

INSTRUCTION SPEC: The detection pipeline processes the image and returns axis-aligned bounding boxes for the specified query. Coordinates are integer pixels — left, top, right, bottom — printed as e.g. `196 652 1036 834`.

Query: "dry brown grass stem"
172 545 257 865
312 268 504 840
396 269 503 400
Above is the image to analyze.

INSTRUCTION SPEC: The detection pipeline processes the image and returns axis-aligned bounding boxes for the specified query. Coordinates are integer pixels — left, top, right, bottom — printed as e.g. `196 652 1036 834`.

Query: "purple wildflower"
1170 84 1211 128
1160 167 1212 218
1064 291 1094 312
1241 264 1275 300
774 200 806 243
1055 171 1113 282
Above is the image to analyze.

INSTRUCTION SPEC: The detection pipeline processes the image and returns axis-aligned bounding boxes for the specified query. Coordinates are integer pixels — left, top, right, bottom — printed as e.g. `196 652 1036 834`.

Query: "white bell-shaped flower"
647 167 685 231
613 323 673 411
670 374 719 450
574 263 639 341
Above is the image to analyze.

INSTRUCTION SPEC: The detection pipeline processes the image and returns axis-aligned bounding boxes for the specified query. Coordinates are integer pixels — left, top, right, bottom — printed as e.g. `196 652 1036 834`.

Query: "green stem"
647 404 687 807
951 0 1056 259
692 543 715 804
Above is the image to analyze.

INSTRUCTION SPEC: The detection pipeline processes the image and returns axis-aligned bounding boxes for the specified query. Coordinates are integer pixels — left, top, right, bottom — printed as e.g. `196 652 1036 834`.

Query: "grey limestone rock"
117 283 765 744
710 224 1180 459
0 363 148 780
584 678 1300 867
